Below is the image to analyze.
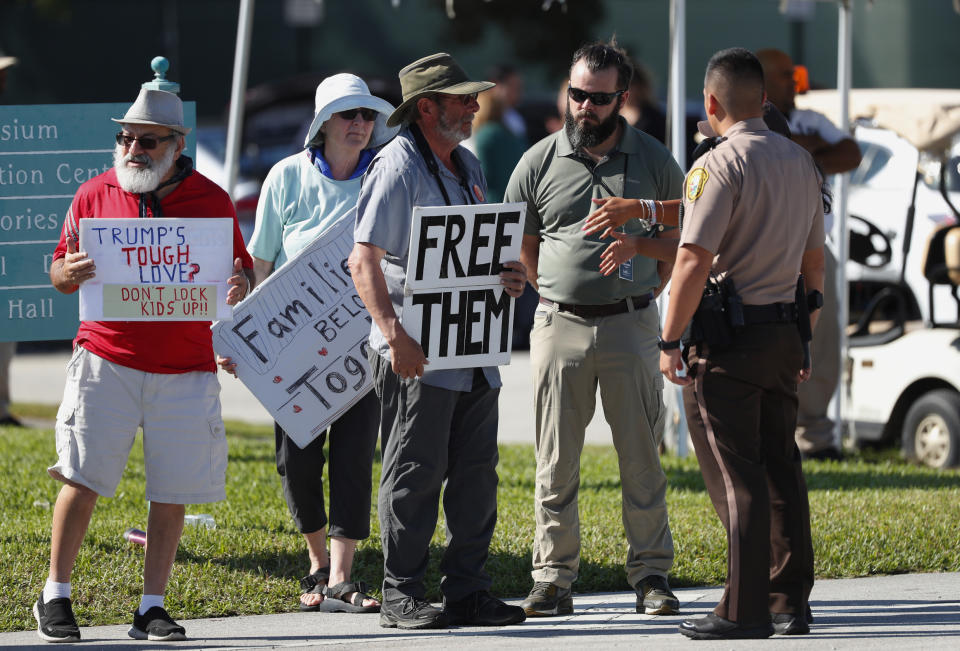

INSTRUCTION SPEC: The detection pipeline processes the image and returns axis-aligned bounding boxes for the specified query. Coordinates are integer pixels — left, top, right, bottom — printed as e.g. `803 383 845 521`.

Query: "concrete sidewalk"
3 573 959 649
9 352 960 648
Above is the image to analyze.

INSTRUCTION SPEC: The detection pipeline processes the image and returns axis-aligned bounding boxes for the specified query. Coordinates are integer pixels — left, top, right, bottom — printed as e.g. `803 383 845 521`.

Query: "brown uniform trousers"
683 322 815 628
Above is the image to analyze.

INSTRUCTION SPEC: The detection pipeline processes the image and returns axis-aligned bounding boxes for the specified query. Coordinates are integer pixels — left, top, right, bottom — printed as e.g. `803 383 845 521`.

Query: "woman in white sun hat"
221 73 397 613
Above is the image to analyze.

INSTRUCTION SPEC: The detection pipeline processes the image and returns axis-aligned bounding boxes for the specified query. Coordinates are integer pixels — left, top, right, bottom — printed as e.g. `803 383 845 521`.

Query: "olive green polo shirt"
505 119 684 304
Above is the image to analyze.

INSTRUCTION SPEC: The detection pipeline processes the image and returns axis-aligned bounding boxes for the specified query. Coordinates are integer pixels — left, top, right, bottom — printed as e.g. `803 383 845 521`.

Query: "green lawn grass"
2 409 958 632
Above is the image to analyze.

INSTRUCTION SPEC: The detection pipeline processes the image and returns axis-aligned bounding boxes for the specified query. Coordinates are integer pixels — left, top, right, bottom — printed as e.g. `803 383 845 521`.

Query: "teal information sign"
0 102 196 341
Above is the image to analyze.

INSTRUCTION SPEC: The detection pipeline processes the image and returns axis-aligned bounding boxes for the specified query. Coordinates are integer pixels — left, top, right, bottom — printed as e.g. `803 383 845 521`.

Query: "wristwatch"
657 336 682 351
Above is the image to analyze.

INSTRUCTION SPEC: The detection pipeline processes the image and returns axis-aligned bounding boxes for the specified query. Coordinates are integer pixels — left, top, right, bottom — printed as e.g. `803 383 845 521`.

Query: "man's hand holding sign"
400 202 526 373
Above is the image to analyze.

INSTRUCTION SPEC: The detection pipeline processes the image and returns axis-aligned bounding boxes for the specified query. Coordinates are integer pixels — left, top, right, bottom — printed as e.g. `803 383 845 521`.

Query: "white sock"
43 580 71 603
138 594 164 615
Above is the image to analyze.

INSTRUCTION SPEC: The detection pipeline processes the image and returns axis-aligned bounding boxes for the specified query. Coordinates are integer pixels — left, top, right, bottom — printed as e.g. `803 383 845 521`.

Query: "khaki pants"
529 302 674 589
796 248 840 453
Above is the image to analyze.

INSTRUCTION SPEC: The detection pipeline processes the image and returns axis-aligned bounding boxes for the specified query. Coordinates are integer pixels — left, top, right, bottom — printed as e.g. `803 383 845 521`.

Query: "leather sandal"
322 581 380 613
298 567 330 612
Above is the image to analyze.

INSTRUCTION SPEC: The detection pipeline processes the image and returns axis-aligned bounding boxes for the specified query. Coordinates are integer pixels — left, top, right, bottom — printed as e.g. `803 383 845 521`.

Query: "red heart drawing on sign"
293 405 302 413
273 376 283 383
318 348 328 356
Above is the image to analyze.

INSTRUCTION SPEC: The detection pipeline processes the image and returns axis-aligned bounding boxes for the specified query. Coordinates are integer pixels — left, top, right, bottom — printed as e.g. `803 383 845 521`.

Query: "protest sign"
0 102 195 341
402 202 524 370
211 215 370 449
78 217 234 321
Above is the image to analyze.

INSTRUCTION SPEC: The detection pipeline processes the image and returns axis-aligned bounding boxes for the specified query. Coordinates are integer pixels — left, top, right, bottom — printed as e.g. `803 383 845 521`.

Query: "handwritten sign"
402 202 524 370
211 215 371 449
78 218 233 321
0 102 195 341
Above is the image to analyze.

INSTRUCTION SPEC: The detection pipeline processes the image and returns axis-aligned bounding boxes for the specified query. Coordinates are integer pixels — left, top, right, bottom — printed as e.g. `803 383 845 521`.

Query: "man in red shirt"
34 89 253 644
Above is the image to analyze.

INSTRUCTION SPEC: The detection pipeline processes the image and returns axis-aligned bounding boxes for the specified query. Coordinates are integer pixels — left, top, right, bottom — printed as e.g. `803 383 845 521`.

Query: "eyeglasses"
436 92 479 106
567 85 625 106
335 108 378 122
115 132 177 150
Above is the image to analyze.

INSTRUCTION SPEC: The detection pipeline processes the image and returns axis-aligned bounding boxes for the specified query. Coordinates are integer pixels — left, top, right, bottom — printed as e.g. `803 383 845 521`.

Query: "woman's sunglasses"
567 86 625 106
335 108 378 122
115 132 177 150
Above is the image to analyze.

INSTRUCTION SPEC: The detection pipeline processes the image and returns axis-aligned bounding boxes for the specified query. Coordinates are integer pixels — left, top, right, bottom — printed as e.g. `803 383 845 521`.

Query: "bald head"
704 47 766 121
756 48 795 113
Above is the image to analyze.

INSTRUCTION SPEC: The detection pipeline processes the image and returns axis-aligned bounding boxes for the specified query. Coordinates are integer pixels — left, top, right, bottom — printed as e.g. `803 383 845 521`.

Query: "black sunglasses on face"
115 132 177 150
335 108 378 122
567 85 625 106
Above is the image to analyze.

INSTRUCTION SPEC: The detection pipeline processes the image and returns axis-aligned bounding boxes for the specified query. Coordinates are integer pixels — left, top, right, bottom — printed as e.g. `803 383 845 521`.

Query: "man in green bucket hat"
350 52 529 630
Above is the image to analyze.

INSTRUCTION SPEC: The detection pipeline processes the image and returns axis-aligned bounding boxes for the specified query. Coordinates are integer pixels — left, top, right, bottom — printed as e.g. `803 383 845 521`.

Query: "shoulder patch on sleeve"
685 167 709 202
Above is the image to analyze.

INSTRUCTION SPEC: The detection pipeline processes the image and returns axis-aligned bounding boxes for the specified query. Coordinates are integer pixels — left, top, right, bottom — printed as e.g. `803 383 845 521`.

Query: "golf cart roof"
794 89 960 153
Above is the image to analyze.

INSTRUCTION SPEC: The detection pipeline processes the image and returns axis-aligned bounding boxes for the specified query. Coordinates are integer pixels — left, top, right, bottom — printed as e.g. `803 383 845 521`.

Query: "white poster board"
78 218 234 321
211 216 371 449
402 202 524 370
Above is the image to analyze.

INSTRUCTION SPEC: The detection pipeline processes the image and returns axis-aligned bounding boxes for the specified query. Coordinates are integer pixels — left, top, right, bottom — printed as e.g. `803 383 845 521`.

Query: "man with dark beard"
504 40 684 618
34 88 253 643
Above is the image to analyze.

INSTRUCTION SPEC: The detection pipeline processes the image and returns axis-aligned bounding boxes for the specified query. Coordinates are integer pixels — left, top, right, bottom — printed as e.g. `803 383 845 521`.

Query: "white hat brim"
304 94 398 149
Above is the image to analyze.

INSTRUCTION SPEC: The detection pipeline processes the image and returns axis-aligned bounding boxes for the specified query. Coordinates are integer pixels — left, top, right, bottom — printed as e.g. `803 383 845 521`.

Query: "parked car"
193 126 262 242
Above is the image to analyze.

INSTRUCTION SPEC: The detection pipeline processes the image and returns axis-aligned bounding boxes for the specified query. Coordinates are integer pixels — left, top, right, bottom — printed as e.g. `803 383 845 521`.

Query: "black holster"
684 276 744 351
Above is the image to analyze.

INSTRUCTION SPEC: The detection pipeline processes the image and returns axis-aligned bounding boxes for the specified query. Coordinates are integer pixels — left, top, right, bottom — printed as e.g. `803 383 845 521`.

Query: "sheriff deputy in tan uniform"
659 47 825 641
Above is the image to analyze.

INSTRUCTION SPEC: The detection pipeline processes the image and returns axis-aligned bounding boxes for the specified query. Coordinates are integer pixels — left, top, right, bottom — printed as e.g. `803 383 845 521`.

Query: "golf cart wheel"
901 389 960 469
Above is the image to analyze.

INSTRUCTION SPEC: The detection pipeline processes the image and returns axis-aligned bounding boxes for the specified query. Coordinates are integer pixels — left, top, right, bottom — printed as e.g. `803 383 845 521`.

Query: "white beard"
113 144 177 194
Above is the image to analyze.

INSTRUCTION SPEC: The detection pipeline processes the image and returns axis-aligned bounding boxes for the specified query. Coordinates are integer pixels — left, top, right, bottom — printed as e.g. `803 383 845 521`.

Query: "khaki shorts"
49 346 227 504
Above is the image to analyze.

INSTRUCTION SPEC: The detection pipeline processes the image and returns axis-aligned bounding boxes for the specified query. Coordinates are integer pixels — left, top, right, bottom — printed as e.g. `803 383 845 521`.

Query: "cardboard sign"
78 218 234 321
402 202 524 370
211 215 371 449
0 102 196 342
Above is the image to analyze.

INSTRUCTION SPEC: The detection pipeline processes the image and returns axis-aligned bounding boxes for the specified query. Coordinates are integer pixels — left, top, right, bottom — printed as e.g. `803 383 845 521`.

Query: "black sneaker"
444 590 526 626
127 606 186 641
634 575 680 615
520 581 573 617
379 596 449 630
33 595 80 643
771 611 810 635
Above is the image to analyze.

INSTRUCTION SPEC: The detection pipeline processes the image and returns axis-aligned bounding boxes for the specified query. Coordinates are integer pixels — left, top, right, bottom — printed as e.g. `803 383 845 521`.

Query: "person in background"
37 88 254 643
220 73 397 614
0 49 21 427
487 63 527 143
758 47 861 461
620 61 667 145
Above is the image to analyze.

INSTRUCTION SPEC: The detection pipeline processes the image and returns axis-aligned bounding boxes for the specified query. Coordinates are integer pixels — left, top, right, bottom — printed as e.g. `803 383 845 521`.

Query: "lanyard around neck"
410 123 475 207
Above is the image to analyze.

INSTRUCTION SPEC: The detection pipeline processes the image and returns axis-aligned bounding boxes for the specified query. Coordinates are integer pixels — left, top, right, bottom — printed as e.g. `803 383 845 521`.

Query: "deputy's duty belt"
742 302 798 325
539 293 653 318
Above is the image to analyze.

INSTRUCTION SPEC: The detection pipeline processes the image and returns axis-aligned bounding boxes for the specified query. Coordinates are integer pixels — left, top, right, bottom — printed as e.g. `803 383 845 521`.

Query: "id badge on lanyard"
616 155 633 282
618 236 633 281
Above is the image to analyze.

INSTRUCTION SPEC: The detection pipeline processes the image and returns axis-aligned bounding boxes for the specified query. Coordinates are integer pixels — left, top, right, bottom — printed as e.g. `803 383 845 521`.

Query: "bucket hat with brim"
112 89 191 135
305 73 398 149
387 52 495 128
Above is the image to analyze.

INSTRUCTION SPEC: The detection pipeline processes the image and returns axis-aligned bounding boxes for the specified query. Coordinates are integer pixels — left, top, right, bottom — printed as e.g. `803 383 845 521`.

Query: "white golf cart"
797 91 960 469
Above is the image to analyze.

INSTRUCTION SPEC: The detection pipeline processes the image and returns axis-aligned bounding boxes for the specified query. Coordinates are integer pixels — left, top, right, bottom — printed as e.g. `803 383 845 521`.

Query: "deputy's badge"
473 184 485 203
685 168 709 202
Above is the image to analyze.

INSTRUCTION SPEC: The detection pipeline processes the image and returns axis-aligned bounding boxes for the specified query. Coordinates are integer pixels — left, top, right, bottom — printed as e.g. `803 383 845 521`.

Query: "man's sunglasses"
115 132 177 150
335 108 378 122
436 92 479 106
567 86 625 106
